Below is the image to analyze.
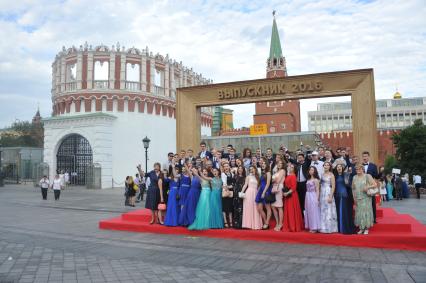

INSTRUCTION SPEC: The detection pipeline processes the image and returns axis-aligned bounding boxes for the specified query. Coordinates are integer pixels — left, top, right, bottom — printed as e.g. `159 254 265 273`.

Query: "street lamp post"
0 145 3 187
142 136 151 174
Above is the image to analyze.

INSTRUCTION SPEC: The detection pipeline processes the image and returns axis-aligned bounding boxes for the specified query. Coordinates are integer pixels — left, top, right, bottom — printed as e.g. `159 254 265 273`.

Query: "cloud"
0 0 425 131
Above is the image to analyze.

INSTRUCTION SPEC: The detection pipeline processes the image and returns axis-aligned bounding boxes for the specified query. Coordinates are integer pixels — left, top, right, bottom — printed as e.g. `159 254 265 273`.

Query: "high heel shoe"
262 224 269 230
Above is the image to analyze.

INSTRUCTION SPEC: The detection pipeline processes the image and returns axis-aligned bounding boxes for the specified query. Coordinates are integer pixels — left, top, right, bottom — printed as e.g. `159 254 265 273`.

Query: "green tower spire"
269 11 283 62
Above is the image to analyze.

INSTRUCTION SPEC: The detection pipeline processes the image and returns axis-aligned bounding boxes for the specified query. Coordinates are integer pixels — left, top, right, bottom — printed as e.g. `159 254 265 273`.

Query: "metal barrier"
86 163 102 189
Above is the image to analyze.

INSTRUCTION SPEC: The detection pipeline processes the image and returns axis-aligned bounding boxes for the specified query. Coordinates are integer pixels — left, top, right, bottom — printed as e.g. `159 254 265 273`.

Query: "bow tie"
314 162 318 165
363 163 368 166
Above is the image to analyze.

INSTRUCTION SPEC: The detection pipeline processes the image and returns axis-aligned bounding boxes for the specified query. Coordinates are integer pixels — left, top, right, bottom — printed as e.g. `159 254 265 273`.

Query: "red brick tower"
253 12 301 133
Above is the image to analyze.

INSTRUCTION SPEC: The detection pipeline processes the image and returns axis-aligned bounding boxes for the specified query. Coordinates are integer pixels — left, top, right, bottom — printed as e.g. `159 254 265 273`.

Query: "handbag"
265 193 276 203
238 192 246 198
222 190 234 198
158 202 166 211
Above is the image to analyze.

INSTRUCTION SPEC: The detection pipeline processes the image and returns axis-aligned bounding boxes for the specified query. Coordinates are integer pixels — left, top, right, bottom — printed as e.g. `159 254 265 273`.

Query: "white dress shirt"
311 160 324 178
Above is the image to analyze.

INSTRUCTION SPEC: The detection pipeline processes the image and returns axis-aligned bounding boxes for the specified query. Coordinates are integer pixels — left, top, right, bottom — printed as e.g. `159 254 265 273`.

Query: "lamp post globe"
142 136 151 149
142 136 150 174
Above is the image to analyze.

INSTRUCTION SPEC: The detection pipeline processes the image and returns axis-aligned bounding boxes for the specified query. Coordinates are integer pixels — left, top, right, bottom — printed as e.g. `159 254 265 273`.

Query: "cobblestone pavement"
0 185 425 283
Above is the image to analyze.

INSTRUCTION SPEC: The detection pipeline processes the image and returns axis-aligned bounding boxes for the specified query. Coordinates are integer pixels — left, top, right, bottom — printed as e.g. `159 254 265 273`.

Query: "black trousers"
415 184 421 199
41 187 48 200
371 195 376 222
54 190 61 200
137 184 146 201
297 181 307 217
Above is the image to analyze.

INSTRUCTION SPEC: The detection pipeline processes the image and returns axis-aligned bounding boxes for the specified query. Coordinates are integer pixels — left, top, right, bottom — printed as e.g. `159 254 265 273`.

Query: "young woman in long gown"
221 162 235 228
232 165 246 229
179 166 191 211
283 163 304 232
304 166 321 233
180 163 201 226
164 165 181 226
188 168 212 230
334 164 355 234
139 163 162 224
270 160 286 231
319 161 338 233
210 168 224 229
386 174 394 200
241 165 263 230
256 158 272 230
352 163 376 235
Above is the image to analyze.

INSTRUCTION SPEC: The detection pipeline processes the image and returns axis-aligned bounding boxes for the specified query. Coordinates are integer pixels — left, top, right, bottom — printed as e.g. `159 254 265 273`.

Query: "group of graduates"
133 142 384 235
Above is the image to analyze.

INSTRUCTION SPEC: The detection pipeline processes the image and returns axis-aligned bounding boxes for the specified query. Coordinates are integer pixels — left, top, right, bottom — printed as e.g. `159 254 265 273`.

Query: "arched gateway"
176 69 379 162
56 134 93 185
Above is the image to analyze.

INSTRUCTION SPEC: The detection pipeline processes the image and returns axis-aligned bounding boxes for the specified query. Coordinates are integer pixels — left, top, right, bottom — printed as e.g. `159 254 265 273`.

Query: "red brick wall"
320 130 398 165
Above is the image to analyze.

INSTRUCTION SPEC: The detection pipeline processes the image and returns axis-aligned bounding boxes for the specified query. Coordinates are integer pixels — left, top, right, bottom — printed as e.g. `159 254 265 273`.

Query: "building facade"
212 107 234 136
253 14 301 133
43 43 212 188
308 93 426 132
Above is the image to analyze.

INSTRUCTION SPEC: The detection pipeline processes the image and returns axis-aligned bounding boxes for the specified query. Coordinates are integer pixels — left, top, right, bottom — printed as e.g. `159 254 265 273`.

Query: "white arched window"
125 63 140 91
66 63 77 91
94 60 109 89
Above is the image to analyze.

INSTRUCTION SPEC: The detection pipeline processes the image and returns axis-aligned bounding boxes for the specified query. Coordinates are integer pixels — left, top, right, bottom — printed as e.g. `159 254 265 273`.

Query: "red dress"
283 174 304 232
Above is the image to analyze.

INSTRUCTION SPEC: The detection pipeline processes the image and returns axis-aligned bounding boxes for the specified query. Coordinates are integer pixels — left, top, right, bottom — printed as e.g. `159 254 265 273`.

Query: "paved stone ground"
0 185 425 283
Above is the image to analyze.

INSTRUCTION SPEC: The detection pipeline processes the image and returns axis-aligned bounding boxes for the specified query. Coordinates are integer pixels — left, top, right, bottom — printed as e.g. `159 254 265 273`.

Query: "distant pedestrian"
413 174 422 199
52 174 63 200
39 175 50 200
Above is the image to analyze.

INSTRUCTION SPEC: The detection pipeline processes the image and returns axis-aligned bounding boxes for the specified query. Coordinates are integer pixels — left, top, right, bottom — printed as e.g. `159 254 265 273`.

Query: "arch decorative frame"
176 69 378 162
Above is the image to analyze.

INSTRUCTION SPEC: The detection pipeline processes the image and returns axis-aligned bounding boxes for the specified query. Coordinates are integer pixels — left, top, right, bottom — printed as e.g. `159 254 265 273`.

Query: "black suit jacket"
198 150 213 160
366 162 378 179
296 159 310 182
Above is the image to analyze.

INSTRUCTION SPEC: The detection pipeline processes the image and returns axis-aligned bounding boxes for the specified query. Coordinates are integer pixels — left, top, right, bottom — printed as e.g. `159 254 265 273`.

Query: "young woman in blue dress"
164 164 181 227
181 163 201 226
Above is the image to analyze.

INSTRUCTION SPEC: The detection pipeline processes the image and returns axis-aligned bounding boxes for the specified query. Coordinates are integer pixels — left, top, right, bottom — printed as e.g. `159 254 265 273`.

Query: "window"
94 61 109 80
154 69 164 86
126 63 140 82
66 63 76 82
280 123 286 129
270 126 276 133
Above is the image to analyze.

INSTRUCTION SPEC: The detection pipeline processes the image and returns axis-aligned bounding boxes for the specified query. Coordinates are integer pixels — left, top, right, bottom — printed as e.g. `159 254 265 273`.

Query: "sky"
0 0 425 130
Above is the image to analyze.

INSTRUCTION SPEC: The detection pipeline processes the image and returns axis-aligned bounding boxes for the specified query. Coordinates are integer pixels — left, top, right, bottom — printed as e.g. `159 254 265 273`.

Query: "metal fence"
86 163 102 189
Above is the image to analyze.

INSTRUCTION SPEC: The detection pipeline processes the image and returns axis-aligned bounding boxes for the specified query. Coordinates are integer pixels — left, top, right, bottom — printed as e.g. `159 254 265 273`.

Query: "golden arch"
176 69 378 162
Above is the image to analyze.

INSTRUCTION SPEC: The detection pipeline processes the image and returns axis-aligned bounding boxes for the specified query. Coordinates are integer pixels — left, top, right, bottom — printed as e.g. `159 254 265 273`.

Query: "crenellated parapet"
51 43 213 127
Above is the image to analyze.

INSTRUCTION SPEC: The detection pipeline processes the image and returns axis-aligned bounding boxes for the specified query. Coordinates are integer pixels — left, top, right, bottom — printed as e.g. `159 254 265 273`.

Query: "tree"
383 155 397 175
0 120 44 148
392 119 426 177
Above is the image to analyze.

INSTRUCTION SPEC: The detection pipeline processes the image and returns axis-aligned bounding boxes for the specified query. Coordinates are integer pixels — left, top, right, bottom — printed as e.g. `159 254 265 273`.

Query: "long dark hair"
237 165 246 178
249 165 260 186
308 166 320 180
243 148 252 158
260 157 270 178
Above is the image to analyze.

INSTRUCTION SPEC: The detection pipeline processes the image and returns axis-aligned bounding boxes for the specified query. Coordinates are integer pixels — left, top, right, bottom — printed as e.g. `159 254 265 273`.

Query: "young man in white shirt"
413 174 422 199
310 151 324 179
39 175 50 200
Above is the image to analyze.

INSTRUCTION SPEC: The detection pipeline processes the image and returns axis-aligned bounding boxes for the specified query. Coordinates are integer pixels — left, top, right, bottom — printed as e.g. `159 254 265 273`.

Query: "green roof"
269 17 283 61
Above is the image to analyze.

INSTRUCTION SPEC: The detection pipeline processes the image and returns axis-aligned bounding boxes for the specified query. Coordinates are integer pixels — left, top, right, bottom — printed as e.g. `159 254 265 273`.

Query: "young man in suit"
362 151 378 223
198 141 213 160
222 144 233 159
212 151 222 169
296 153 310 217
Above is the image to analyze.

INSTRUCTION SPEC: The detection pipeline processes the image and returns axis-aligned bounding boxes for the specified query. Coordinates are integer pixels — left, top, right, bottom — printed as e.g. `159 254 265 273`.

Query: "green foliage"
392 119 426 177
383 155 397 174
0 120 44 148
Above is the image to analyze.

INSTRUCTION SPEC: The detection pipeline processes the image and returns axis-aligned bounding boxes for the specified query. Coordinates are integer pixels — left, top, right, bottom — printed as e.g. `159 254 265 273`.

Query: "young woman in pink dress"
270 160 286 231
241 165 263 230
304 166 321 233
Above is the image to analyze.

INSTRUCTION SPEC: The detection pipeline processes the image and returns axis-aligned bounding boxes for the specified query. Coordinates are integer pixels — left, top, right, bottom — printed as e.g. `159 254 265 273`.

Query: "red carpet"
99 207 426 251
